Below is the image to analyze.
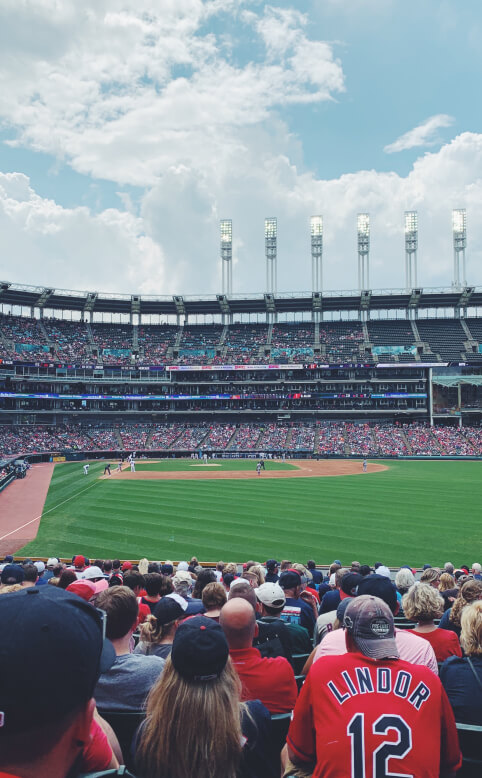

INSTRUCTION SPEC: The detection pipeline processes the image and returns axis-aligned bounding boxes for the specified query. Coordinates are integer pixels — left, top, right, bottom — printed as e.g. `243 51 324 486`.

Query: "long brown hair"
450 579 482 627
136 656 243 778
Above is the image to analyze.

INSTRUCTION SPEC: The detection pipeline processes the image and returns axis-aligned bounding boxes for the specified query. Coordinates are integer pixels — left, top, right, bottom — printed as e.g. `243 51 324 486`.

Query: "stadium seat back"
456 722 482 778
98 710 146 770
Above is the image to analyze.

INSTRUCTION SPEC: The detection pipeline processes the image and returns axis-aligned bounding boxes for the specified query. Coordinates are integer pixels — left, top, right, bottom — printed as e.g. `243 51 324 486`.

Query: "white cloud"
384 114 455 154
0 172 174 295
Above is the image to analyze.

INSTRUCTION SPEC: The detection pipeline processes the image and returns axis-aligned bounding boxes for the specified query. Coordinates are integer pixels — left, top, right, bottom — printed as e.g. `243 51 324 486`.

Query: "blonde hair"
136 657 243 778
0 583 23 594
395 568 415 593
138 558 149 576
450 580 482 627
460 601 482 656
292 563 312 582
245 564 265 586
139 613 177 645
402 584 444 622
420 568 441 587
438 573 455 592
223 563 237 576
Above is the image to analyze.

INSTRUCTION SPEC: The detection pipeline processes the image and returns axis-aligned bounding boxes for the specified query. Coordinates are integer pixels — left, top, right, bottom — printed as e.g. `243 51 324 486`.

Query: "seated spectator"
230 580 292 661
140 572 164 614
312 574 438 674
285 595 461 778
202 581 227 621
172 569 204 615
395 567 415 597
0 564 25 589
403 584 462 662
192 568 217 599
265 559 280 583
34 560 47 585
439 579 482 639
255 581 310 659
94 586 165 711
279 569 316 633
307 559 322 585
420 567 441 589
439 572 458 611
135 593 187 659
58 569 77 589
134 615 277 778
315 572 362 644
219 597 297 714
319 567 350 615
0 586 118 777
441 601 482 724
22 564 38 588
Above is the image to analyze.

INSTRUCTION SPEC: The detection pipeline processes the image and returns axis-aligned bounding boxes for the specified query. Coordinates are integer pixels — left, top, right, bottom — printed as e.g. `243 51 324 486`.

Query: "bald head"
220 597 256 649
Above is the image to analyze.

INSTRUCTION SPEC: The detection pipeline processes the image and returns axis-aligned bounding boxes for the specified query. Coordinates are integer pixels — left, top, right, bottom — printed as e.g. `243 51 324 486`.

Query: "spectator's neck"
111 633 133 656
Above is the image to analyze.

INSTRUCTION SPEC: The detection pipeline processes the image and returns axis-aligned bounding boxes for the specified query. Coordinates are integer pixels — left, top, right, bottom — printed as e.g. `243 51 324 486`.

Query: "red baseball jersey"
287 652 461 778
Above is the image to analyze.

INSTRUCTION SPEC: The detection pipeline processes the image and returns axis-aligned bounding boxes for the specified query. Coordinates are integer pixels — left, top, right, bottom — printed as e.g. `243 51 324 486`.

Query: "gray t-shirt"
94 653 165 712
134 641 172 660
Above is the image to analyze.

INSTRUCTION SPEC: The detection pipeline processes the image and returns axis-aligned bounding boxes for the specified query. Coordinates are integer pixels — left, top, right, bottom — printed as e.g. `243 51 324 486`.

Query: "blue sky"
0 0 481 298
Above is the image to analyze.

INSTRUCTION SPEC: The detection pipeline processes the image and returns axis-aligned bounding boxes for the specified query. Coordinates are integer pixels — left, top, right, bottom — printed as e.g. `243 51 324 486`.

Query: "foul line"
0 479 101 543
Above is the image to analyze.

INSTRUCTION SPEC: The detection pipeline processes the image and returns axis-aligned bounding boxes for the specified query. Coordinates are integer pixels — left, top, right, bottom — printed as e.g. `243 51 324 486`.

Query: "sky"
0 0 481 299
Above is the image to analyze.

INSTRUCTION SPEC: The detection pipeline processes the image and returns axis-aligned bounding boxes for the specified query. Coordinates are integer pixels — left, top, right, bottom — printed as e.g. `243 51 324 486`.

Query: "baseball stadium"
1 227 482 569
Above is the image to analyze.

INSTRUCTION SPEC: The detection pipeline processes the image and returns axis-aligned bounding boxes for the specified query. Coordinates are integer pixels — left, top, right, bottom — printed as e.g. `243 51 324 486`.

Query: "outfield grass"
17 459 482 566
135 459 296 472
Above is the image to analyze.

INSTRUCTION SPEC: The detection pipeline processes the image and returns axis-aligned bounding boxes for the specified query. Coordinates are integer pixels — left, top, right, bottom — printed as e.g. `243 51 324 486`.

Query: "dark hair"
58 570 77 589
123 571 145 591
148 563 160 574
359 565 372 577
223 573 235 588
112 559 121 570
307 560 316 569
96 587 138 640
53 564 63 577
159 575 174 597
192 569 216 600
104 560 113 573
23 564 38 583
109 574 123 588
93 559 104 571
144 573 164 597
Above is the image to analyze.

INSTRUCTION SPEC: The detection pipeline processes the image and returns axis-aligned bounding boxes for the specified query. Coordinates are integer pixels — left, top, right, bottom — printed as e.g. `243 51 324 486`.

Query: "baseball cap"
46 557 59 567
161 563 174 575
230 577 247 591
73 555 85 568
177 561 189 571
255 582 286 608
1 565 25 585
376 565 392 579
122 561 133 572
81 566 105 581
3 555 13 564
173 570 192 585
33 561 45 574
340 572 363 599
153 594 187 625
266 559 279 570
0 586 115 733
66 579 97 602
171 616 229 682
356 574 398 614
279 570 302 590
336 597 353 623
343 595 399 660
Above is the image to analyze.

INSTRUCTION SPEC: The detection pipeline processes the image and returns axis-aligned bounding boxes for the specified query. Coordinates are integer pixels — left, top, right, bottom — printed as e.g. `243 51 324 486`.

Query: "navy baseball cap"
266 559 279 570
1 564 25 585
357 574 397 614
0 586 115 734
279 570 302 590
171 616 228 682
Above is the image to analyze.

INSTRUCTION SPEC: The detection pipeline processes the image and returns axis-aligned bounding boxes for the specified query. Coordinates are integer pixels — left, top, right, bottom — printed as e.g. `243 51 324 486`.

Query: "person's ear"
253 621 259 638
72 698 95 748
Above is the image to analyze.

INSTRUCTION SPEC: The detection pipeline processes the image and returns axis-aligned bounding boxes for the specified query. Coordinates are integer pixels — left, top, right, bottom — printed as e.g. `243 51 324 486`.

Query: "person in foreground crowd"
310 574 438 674
255 581 311 658
439 579 482 638
0 586 119 778
278 569 316 632
403 583 462 662
285 595 461 778
220 597 297 714
94 586 165 711
134 593 187 659
134 615 277 778
440 600 482 724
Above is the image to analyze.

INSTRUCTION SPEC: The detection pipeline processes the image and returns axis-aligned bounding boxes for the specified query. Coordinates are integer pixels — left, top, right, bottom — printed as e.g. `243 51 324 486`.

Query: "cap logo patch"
0 712 4 728
370 618 390 638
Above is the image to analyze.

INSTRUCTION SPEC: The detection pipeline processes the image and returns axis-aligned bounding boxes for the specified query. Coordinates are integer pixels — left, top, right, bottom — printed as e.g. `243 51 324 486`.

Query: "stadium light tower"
220 219 233 296
357 213 370 290
452 209 467 289
265 217 277 294
404 211 418 290
311 215 323 293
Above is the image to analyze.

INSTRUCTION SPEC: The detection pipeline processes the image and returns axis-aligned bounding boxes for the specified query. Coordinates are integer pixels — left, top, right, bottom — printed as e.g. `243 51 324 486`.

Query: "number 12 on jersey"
348 712 412 778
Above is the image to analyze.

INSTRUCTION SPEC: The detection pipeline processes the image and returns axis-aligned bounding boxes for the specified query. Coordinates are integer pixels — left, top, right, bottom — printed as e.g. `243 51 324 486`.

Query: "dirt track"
105 459 388 481
0 463 54 555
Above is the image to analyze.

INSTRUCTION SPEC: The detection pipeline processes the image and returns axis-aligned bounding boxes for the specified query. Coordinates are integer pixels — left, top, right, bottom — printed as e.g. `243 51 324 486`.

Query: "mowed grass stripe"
17 460 482 564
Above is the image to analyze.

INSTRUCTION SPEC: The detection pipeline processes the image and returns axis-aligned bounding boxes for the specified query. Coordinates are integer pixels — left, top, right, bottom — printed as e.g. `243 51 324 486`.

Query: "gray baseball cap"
343 595 399 660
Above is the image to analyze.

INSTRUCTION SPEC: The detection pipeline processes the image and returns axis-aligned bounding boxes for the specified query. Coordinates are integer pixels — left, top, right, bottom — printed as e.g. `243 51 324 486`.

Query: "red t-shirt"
81 718 113 772
229 646 297 714
407 628 462 662
287 652 461 778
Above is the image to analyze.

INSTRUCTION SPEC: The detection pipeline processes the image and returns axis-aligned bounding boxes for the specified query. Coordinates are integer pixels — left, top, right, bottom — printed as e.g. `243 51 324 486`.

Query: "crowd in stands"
0 553 480 776
4 421 482 459
4 313 482 367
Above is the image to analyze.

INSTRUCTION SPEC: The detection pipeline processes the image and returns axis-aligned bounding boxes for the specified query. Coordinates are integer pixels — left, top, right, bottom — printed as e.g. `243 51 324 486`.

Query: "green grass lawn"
135 458 296 472
16 459 482 566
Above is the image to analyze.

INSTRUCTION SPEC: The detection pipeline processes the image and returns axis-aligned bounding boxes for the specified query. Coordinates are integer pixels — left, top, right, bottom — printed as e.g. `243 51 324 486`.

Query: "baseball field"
11 458 482 566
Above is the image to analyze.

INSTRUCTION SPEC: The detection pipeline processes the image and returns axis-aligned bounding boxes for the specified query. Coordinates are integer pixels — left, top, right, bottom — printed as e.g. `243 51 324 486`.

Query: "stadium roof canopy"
0 281 481 317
